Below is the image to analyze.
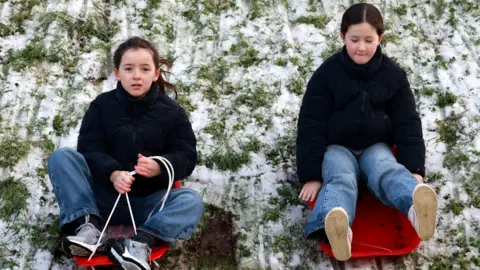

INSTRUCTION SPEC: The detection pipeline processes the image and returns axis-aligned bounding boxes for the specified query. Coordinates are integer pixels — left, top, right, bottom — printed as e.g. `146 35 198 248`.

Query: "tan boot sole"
413 184 438 240
325 207 351 261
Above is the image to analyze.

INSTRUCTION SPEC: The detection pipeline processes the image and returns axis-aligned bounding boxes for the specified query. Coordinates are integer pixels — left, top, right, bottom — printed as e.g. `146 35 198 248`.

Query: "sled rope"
352 241 392 252
88 156 175 261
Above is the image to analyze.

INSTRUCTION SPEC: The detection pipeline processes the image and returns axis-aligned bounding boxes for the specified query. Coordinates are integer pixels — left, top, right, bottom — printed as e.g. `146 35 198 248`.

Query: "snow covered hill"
0 0 479 269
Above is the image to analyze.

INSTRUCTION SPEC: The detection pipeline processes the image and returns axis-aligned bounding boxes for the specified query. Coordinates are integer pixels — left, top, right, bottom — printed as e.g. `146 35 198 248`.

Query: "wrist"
110 170 119 182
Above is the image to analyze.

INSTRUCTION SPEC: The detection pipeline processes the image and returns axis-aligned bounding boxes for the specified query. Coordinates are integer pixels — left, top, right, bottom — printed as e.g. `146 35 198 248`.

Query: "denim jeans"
47 147 205 245
305 142 418 238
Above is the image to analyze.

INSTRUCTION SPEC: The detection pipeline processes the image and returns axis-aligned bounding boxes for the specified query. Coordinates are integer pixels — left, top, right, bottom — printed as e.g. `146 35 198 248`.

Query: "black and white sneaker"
108 238 152 270
62 218 108 256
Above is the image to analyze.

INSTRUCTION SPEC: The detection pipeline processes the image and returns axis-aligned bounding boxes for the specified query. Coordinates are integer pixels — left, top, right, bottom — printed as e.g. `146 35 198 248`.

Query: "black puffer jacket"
296 46 425 183
77 82 197 196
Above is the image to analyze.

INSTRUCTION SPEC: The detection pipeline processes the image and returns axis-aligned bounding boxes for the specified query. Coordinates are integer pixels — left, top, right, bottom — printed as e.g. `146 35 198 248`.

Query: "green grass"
177 95 197 117
234 86 275 110
0 255 19 270
203 120 226 138
4 0 42 35
382 33 400 45
265 126 297 171
443 199 464 215
321 40 343 59
239 48 262 68
248 0 272 19
52 104 87 137
271 235 295 254
262 207 282 223
294 15 330 29
199 149 251 172
0 128 30 169
436 91 458 107
422 87 437 96
0 177 30 220
443 148 470 169
393 4 408 15
275 58 288 66
288 76 305 95
436 112 462 148
202 0 237 15
3 39 53 75
29 214 61 255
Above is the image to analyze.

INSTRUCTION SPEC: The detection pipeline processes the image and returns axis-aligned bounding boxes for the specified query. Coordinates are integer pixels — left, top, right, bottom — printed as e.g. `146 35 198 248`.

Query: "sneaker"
324 207 353 261
108 238 152 270
62 216 108 257
408 184 438 240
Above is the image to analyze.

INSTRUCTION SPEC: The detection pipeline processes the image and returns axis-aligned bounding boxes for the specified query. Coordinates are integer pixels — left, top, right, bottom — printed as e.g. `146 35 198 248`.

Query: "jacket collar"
115 82 159 108
340 45 383 79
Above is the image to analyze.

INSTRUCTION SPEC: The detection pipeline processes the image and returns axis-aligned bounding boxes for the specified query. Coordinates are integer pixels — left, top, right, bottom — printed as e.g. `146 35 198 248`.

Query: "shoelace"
75 215 91 234
88 156 174 261
75 223 97 239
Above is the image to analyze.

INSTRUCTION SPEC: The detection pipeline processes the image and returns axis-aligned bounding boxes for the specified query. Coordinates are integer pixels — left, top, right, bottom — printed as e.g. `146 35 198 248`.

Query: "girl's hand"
135 154 161 178
299 181 322 202
110 171 135 194
412 173 423 183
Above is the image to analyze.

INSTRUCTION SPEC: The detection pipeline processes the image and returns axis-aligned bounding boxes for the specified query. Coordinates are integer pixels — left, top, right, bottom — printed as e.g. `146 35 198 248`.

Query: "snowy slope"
0 0 480 269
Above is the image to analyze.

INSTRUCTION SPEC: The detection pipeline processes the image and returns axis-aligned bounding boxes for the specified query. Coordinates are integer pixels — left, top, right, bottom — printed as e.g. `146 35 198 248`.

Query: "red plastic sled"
307 146 421 258
74 180 182 268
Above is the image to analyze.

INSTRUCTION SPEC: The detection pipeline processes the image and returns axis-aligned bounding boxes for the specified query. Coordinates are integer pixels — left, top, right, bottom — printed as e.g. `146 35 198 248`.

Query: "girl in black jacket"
296 3 438 261
47 37 204 270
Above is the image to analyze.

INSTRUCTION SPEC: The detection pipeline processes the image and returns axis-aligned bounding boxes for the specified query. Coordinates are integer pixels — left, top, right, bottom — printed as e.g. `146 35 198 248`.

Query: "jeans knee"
48 147 76 162
180 188 205 214
47 147 85 172
363 143 394 162
323 145 358 175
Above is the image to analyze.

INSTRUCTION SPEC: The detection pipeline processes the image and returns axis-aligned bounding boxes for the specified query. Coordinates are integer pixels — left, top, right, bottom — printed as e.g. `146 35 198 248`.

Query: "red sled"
307 146 421 258
74 180 182 269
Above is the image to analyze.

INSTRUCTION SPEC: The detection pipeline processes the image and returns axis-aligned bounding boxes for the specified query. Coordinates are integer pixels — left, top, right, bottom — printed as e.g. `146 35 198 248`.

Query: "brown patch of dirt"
156 203 237 270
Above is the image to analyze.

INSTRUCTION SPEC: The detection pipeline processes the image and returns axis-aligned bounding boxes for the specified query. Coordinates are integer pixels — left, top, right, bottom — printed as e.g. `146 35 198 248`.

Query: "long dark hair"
113 36 178 99
341 3 384 36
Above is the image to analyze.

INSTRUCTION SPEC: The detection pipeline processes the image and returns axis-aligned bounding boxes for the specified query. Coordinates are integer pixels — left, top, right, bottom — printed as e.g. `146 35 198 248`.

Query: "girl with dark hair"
296 3 438 261
47 36 204 270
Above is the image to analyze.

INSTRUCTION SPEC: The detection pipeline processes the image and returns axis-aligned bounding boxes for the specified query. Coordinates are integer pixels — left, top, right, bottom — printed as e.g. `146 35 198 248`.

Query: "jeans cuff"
137 227 177 247
60 208 101 227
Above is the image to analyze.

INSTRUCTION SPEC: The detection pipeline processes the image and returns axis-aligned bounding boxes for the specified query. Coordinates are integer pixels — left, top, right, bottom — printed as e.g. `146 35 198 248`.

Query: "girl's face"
341 22 383 65
114 48 160 97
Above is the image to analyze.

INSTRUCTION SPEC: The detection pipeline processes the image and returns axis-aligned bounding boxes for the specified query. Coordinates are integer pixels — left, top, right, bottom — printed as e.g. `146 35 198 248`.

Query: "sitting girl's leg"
107 188 204 269
47 147 106 256
305 145 359 261
358 142 437 240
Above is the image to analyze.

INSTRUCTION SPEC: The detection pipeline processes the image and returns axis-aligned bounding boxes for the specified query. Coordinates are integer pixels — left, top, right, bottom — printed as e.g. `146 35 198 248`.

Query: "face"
114 48 160 97
341 22 383 65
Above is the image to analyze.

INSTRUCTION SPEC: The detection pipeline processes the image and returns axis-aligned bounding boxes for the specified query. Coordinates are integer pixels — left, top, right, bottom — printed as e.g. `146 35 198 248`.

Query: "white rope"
88 193 121 261
146 156 174 215
87 156 174 261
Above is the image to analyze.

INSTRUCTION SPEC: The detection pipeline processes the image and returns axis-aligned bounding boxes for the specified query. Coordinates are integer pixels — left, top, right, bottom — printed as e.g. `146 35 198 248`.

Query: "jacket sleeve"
77 102 122 182
155 107 197 183
296 70 333 183
387 72 426 177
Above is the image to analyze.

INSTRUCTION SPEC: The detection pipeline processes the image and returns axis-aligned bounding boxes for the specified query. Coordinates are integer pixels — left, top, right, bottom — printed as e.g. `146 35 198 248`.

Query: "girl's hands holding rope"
135 153 161 178
110 171 135 194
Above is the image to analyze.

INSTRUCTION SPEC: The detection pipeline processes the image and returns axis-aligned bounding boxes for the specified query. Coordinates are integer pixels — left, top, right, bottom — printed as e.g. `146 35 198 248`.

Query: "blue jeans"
305 143 418 238
47 147 204 245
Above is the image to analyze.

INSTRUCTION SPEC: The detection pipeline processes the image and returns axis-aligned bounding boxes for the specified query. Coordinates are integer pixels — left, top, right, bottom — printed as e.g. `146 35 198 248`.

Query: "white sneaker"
408 184 438 240
325 207 353 261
